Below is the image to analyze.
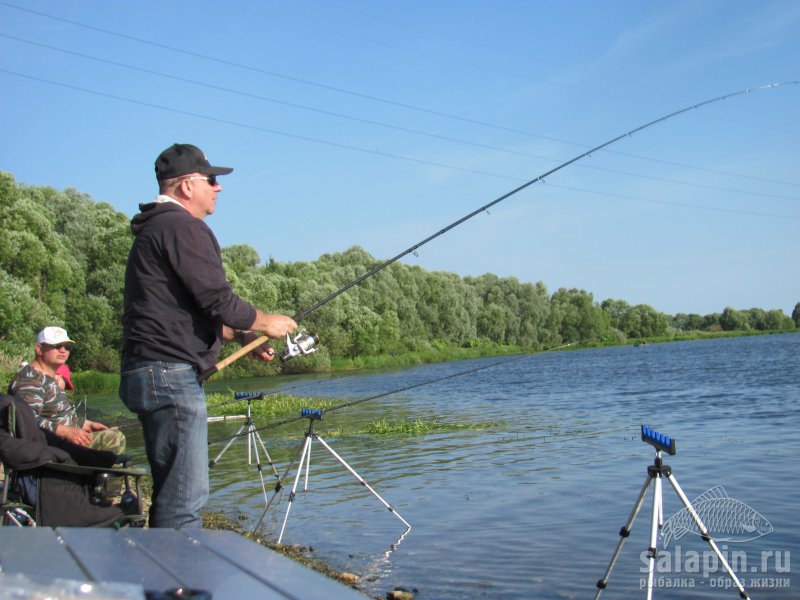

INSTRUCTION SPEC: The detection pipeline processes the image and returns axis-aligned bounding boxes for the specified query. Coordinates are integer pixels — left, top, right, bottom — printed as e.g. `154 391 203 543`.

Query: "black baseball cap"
155 143 233 181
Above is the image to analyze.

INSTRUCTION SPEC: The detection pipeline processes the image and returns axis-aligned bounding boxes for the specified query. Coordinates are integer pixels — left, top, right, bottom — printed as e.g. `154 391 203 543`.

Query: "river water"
113 333 799 599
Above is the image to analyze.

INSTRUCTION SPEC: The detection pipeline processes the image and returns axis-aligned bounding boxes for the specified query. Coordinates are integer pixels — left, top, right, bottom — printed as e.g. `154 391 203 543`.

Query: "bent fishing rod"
198 80 798 383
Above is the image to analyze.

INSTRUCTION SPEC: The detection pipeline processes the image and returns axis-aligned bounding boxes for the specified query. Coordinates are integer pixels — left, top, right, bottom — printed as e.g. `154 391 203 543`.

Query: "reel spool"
281 330 319 362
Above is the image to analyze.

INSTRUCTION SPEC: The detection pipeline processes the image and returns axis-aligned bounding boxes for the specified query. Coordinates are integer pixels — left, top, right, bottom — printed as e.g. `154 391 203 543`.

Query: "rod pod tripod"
595 426 750 600
209 392 280 507
256 408 411 544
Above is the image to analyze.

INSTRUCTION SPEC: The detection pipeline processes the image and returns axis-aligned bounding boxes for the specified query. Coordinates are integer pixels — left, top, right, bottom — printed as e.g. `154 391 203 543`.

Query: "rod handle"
197 335 271 383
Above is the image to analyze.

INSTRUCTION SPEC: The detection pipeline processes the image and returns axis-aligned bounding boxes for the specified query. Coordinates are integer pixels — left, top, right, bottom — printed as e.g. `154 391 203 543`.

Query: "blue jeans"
119 358 208 528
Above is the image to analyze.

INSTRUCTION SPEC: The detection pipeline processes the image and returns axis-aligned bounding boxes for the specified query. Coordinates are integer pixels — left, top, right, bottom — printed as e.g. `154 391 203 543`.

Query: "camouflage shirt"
9 363 80 432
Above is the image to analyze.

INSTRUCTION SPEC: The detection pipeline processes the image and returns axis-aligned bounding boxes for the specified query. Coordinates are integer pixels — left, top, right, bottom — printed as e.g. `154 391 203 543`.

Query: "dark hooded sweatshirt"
122 201 256 372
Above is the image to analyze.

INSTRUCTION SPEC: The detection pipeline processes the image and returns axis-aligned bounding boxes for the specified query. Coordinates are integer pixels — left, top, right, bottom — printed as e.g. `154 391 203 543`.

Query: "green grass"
329 344 527 371
206 392 499 438
206 392 337 420
360 417 501 435
72 370 121 394
317 417 501 437
626 328 797 346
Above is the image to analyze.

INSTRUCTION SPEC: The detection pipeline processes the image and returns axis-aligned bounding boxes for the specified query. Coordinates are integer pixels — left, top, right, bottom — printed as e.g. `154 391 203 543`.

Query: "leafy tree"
548 288 611 343
221 244 261 273
340 298 383 356
745 308 767 331
719 307 749 331
1 172 795 375
764 309 793 331
601 298 630 331
0 268 56 358
0 179 81 328
467 274 549 347
620 304 671 338
701 313 722 331
672 313 705 331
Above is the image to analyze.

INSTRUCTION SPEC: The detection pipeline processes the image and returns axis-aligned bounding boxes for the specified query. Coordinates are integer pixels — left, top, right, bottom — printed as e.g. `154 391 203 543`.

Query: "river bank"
3 327 794 397
125 479 380 597
201 511 376 596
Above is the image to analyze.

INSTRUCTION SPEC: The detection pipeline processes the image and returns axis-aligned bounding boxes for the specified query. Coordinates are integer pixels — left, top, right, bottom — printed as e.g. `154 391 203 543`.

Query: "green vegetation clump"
206 393 498 438
329 343 525 371
207 392 337 420
71 370 120 394
362 417 500 435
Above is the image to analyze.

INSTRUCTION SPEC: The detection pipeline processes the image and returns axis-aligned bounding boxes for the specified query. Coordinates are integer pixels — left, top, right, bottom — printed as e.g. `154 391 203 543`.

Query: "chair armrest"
45 461 146 517
45 463 146 477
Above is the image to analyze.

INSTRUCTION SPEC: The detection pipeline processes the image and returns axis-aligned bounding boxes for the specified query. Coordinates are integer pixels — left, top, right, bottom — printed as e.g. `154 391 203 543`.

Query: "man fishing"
120 143 296 528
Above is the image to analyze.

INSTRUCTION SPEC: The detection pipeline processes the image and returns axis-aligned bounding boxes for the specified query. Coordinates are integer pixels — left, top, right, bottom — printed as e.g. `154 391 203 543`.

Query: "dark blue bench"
0 527 367 599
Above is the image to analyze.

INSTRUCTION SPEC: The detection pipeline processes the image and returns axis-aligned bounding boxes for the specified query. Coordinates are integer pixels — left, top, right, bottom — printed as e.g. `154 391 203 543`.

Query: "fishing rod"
198 81 798 383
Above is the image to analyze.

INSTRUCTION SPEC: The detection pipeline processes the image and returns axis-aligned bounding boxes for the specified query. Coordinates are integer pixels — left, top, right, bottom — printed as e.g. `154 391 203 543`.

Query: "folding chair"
1 400 38 526
0 467 36 526
0 393 146 528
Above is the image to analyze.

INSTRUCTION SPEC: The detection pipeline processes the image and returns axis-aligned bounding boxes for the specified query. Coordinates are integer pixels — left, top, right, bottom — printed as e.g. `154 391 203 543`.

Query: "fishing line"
114 350 544 472
201 80 799 381
121 350 525 434
5 33 794 195
205 372 353 412
207 342 578 447
112 373 353 431
207 353 528 446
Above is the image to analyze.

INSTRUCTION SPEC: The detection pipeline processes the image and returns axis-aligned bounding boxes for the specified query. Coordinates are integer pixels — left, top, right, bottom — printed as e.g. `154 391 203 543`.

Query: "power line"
0 1 579 144
2 33 797 203
2 67 796 221
2 0 796 172
543 182 800 220
0 67 527 183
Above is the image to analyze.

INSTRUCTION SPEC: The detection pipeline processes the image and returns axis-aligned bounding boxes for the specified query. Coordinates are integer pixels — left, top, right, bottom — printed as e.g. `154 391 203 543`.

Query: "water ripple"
203 334 800 599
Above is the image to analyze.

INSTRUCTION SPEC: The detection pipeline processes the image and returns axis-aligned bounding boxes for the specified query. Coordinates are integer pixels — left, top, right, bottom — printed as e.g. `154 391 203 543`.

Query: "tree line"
1 171 797 374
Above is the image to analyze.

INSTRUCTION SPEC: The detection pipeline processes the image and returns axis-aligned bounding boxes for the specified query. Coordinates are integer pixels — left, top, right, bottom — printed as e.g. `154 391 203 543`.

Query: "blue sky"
1 0 798 317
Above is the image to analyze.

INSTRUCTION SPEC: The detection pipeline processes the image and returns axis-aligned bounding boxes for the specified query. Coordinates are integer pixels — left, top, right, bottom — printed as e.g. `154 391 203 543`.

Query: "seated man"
9 327 125 454
0 392 135 527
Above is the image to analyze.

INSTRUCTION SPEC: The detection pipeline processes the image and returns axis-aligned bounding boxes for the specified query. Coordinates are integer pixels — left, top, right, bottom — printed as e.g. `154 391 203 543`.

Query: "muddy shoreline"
202 511 414 600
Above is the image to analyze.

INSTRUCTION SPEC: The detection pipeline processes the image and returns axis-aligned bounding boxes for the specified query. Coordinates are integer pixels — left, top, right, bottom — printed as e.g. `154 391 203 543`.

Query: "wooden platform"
0 527 368 599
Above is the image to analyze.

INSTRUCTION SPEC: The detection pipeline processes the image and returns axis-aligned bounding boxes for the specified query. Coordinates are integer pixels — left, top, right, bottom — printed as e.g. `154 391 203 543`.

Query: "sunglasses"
44 343 73 351
183 174 218 186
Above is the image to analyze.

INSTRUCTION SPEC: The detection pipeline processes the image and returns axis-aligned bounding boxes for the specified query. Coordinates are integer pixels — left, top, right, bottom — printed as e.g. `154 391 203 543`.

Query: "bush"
72 370 120 394
280 346 331 374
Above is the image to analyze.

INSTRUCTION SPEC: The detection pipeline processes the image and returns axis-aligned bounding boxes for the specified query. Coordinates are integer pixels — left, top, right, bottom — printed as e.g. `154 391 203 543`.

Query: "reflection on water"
98 334 800 599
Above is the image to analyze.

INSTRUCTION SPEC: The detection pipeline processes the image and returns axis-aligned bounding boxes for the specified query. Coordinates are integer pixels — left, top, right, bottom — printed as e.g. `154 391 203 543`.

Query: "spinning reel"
280 330 319 362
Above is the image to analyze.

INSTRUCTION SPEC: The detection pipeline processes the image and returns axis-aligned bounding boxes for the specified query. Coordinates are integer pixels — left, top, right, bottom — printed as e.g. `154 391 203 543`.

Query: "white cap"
36 326 75 345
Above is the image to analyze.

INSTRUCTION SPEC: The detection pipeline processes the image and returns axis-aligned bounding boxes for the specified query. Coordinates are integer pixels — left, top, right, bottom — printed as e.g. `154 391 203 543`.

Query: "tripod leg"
314 435 411 530
246 424 271 506
252 427 280 479
277 435 313 544
645 474 663 600
208 422 248 468
595 474 654 599
253 434 308 532
303 434 312 492
665 474 750 600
